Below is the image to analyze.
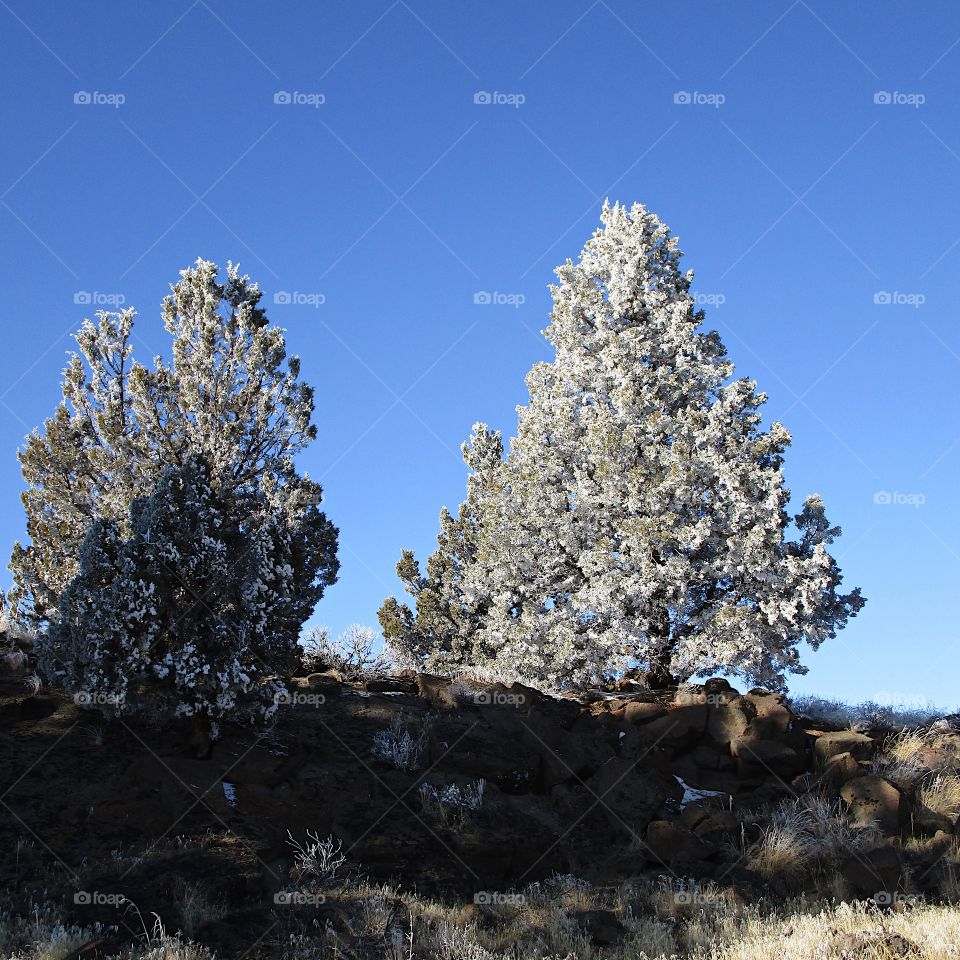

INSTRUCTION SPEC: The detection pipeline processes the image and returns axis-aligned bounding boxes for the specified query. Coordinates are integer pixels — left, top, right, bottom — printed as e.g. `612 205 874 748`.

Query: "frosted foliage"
43 458 302 721
383 202 863 690
13 260 338 719
11 260 338 627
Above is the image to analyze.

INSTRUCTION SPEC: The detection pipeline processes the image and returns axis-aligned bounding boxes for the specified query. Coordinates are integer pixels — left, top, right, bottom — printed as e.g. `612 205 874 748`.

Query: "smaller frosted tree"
378 424 503 671
43 457 298 723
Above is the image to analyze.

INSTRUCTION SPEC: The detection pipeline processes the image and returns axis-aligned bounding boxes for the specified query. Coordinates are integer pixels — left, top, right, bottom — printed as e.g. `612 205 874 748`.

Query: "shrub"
372 714 430 771
43 457 301 724
286 830 346 886
302 624 392 679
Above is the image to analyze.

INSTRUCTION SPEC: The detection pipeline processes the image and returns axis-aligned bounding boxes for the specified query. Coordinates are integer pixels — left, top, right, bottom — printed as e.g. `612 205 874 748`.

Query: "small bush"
286 830 346 886
302 624 392 679
372 714 430 771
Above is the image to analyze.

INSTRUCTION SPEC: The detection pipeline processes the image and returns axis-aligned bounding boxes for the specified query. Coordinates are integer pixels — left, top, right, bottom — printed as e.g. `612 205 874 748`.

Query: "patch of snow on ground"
674 775 728 811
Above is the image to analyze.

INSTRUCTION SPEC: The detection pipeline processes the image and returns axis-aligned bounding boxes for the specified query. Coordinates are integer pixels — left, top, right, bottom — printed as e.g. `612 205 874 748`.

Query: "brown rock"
641 702 708 750
624 700 666 725
644 820 711 866
814 731 877 764
743 690 793 739
841 842 905 898
840 775 904 834
706 694 756 748
574 909 626 946
821 750 865 788
732 739 805 778
693 810 740 844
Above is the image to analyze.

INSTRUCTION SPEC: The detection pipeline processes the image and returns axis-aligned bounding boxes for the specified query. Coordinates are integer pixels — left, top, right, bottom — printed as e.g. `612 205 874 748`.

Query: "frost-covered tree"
11 258 337 630
378 423 503 671
12 260 338 715
387 202 863 690
44 457 299 722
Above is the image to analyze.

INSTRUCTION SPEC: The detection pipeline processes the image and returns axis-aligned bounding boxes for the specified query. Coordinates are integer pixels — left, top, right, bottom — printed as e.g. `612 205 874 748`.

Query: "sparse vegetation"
372 713 430 771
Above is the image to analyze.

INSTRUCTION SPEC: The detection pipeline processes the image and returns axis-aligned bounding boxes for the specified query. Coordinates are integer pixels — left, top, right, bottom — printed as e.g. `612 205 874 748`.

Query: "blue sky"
1 1 958 707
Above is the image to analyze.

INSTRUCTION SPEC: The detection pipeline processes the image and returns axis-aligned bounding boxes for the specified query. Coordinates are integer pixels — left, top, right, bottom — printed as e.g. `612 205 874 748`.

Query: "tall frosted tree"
11 260 338 714
386 202 863 690
378 423 503 671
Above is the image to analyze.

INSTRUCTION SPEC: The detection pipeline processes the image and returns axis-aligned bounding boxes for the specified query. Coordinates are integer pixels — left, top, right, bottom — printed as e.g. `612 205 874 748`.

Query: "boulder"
840 775 904 834
841 842 905 899
434 728 541 793
582 759 681 838
644 820 712 867
731 739 805 778
416 673 456 706
693 810 740 844
624 701 666 725
706 693 756 749
743 690 793 739
814 731 877 765
821 751 865 789
574 910 626 946
640 702 708 751
364 675 418 694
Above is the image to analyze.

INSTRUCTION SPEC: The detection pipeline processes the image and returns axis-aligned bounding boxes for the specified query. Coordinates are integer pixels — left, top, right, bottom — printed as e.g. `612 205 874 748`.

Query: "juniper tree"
387 202 863 690
45 457 301 722
378 423 503 671
12 259 338 713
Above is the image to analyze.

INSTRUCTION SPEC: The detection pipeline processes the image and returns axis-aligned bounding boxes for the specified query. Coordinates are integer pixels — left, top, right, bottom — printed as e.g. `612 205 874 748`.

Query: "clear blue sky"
1 1 958 707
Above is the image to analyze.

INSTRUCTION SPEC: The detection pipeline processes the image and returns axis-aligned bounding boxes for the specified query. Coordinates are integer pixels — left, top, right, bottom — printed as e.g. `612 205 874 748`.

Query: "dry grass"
920 774 960 821
8 887 960 960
